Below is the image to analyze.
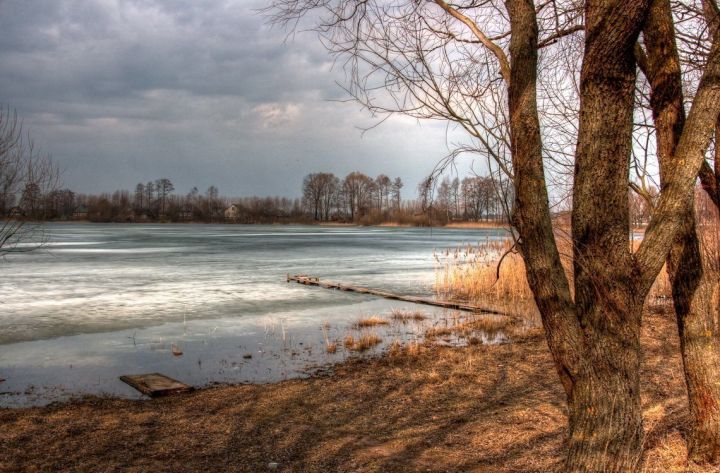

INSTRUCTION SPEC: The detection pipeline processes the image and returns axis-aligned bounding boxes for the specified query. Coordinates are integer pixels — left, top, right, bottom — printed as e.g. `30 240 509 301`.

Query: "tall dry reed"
435 232 680 321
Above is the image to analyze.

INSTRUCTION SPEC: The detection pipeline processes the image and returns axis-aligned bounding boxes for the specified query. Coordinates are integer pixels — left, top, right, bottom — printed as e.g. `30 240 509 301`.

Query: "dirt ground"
0 306 714 473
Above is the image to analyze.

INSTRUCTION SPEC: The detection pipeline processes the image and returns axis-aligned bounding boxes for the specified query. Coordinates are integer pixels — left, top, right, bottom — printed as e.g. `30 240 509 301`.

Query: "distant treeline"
301 172 511 225
1 172 512 225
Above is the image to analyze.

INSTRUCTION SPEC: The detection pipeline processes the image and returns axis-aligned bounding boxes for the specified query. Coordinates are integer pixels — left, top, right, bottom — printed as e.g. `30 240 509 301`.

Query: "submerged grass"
343 333 383 352
355 316 390 328
390 308 427 321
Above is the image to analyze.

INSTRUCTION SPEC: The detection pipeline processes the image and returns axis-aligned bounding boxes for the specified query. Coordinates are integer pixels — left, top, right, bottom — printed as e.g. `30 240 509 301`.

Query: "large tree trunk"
564 295 645 472
642 0 720 462
505 0 649 470
494 0 720 468
569 0 651 469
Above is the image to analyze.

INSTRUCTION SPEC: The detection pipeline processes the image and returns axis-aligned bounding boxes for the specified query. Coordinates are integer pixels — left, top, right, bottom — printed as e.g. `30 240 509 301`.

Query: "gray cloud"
0 0 475 197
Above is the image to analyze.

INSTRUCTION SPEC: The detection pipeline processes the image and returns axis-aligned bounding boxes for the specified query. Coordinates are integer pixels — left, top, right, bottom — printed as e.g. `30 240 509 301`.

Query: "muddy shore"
0 306 709 472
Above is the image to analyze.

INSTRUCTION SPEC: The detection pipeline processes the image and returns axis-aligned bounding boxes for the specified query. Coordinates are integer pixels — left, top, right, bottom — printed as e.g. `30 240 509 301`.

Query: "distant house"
8 206 24 218
224 204 240 221
72 205 88 220
178 206 194 221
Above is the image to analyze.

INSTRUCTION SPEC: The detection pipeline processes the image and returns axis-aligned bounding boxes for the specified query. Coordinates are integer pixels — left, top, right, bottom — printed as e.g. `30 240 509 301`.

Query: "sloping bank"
0 308 707 473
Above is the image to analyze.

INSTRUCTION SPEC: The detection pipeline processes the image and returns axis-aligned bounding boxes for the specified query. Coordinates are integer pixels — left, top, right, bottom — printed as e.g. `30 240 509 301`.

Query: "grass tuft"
344 333 382 352
355 316 390 328
390 308 427 322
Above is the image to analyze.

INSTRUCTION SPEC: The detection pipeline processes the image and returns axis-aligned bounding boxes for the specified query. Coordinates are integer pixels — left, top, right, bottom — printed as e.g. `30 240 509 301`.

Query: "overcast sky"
0 0 478 197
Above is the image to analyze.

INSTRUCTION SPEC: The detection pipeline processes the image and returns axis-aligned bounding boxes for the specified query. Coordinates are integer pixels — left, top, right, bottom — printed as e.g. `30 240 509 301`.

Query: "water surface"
0 223 508 406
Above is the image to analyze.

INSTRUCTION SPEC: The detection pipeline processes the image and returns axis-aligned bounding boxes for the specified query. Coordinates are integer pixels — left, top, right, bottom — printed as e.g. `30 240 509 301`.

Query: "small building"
178 206 194 222
224 204 240 221
72 205 88 220
8 206 24 218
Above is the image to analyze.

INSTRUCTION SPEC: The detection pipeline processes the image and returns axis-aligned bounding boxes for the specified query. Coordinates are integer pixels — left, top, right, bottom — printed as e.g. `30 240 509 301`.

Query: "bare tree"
303 172 339 220
416 176 433 213
155 178 174 216
342 171 374 220
391 177 403 210
144 181 155 214
269 0 720 470
0 108 59 256
134 183 145 212
205 185 220 221
302 173 325 220
374 174 392 212
632 0 720 462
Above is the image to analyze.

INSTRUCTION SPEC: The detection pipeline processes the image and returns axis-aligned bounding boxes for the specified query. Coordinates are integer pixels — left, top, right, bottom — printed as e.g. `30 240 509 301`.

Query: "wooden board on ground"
287 274 515 318
120 373 193 398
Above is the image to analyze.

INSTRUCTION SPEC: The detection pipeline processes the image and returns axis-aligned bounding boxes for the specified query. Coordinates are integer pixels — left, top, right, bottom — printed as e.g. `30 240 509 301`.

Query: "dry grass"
443 221 510 229
436 234 680 317
434 240 545 327
322 322 337 353
355 316 390 328
390 308 427 322
1 310 712 472
343 333 383 352
424 314 510 344
467 315 509 333
388 339 426 358
425 326 453 338
435 240 534 303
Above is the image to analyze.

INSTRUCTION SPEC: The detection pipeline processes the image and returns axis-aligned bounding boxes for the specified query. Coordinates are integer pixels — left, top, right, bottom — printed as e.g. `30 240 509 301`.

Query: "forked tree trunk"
568 0 650 468
642 0 720 462
506 0 649 470
502 0 720 469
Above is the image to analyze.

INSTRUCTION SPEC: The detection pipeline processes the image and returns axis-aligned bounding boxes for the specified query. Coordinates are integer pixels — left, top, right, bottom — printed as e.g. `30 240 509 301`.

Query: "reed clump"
343 333 382 352
425 326 453 338
322 321 337 353
355 316 389 328
424 314 511 344
434 239 538 308
388 340 426 358
390 308 427 322
435 233 680 323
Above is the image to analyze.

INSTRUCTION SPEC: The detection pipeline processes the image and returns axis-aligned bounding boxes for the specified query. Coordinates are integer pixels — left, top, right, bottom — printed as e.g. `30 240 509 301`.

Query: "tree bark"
504 0 581 397
568 0 651 469
642 0 720 463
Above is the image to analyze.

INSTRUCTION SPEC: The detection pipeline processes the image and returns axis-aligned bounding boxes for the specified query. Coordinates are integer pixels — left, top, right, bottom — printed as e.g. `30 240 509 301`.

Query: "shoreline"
0 307 706 472
17 220 511 230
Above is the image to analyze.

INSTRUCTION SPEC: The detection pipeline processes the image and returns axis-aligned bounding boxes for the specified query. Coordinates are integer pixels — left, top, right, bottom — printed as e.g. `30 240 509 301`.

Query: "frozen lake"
0 223 509 406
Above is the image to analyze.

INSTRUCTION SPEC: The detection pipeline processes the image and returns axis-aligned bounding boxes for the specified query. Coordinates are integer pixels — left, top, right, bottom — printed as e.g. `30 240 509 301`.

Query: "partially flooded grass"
343 333 382 352
1 311 709 472
355 315 390 328
321 321 338 353
424 313 514 346
390 308 427 321
434 239 544 327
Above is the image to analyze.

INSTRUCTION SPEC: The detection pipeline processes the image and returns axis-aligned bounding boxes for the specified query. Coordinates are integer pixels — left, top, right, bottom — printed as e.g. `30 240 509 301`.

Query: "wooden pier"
287 274 512 317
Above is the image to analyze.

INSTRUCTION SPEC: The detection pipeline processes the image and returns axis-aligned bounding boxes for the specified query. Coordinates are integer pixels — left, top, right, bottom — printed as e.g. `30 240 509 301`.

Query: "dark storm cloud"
0 0 471 196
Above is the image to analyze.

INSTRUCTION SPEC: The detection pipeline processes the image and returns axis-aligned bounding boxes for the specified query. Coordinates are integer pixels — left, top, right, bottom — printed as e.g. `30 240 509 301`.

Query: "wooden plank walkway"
120 373 193 398
287 274 512 317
